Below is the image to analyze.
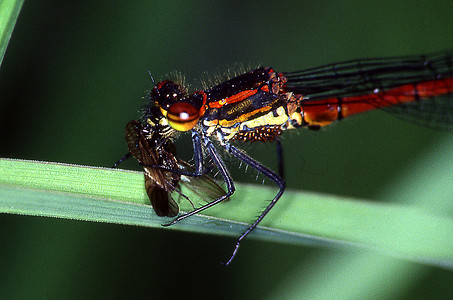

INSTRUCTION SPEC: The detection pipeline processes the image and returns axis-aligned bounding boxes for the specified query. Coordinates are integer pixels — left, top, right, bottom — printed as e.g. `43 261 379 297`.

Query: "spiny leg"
222 144 286 266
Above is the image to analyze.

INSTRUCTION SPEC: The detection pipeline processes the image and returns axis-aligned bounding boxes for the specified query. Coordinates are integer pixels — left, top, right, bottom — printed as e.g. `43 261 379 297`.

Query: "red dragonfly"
121 50 453 265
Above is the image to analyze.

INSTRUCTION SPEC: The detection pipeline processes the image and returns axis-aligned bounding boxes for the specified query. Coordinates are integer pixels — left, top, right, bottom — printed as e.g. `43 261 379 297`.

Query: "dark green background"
1 0 453 298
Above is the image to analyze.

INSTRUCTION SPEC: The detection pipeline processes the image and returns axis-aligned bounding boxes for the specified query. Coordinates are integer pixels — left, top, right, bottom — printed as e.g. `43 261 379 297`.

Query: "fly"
114 119 226 217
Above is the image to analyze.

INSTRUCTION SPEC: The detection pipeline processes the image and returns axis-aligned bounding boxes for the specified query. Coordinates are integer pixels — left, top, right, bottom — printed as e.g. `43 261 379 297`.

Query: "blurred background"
1 0 452 298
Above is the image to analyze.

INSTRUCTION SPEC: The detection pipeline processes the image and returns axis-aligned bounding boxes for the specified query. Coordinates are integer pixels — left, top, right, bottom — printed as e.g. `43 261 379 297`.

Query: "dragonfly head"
150 80 205 132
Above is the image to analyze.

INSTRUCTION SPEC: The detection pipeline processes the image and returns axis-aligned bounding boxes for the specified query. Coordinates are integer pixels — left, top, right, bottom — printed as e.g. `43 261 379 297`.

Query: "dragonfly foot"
161 214 185 227
221 241 240 266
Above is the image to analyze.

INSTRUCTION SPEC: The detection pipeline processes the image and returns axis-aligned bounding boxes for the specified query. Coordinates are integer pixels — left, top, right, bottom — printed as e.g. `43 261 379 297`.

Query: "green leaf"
0 0 24 67
0 158 452 268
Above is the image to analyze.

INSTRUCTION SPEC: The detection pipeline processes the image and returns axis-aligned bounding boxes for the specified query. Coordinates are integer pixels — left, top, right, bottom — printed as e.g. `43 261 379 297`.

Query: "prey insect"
115 119 225 217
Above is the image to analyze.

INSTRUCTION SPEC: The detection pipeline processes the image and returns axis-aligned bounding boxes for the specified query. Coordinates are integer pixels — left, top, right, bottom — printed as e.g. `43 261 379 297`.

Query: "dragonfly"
119 49 453 265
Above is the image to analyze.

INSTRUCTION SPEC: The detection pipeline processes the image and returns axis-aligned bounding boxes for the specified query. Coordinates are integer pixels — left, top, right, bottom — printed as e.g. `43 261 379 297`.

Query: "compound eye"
151 81 183 108
166 102 200 131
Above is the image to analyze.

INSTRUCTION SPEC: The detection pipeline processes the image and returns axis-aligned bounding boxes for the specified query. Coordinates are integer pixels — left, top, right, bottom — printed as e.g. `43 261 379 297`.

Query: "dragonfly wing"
383 94 453 131
283 51 453 130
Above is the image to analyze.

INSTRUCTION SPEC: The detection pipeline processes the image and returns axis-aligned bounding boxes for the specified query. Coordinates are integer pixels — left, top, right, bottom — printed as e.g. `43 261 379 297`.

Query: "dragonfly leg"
191 130 204 175
111 152 132 168
276 138 285 179
222 144 286 266
162 137 235 226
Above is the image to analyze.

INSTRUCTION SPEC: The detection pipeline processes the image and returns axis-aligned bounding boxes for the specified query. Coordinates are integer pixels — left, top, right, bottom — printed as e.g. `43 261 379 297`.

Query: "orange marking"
194 90 208 117
209 89 258 108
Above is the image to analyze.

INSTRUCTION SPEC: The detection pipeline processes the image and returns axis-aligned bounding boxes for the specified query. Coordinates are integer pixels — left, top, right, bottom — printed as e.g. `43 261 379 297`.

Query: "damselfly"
118 50 453 265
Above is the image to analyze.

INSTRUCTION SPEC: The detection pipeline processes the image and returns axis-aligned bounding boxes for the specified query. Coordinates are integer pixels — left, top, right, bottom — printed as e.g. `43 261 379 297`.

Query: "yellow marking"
217 106 269 128
205 124 216 136
159 118 169 127
147 118 156 127
221 104 285 128
238 107 288 130
212 107 289 141
286 111 303 129
160 107 168 117
203 106 290 140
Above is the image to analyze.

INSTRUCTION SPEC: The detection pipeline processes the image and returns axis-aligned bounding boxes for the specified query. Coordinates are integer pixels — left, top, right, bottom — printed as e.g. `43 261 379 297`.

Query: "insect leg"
112 152 132 168
276 138 285 179
162 136 235 226
222 144 286 265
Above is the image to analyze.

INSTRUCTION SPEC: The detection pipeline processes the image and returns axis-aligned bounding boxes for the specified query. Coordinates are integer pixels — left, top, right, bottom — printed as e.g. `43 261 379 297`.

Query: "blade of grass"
0 0 24 67
0 158 452 268
0 158 338 246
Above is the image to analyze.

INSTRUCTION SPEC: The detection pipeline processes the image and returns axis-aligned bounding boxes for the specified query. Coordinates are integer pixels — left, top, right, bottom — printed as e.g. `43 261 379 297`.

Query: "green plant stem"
0 158 452 268
0 0 24 67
